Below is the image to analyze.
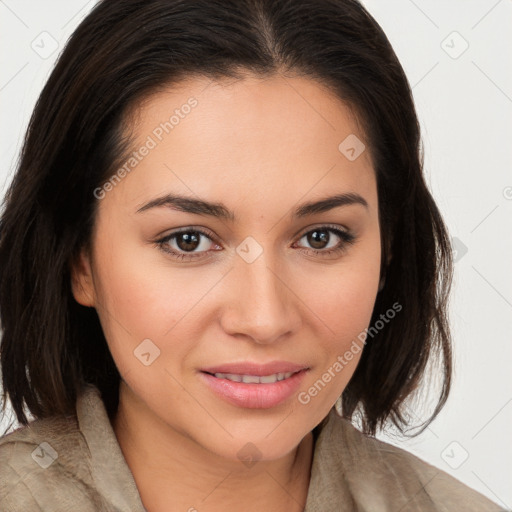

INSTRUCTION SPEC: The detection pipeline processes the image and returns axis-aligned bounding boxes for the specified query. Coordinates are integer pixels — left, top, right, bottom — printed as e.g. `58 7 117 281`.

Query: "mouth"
199 365 309 409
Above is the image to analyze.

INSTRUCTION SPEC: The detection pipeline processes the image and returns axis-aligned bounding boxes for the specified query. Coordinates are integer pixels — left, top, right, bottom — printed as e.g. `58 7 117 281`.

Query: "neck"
111 382 314 512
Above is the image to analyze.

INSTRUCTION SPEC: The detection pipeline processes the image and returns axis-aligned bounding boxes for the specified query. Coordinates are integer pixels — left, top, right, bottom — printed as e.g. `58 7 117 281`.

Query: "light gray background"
1 0 511 508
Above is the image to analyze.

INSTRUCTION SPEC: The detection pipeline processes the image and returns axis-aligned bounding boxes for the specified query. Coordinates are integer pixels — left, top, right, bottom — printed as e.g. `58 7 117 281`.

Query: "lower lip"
199 370 308 409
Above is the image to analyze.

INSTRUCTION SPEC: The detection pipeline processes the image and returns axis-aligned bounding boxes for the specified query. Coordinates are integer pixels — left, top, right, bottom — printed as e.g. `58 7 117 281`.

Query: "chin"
192 416 312 464
213 437 303 465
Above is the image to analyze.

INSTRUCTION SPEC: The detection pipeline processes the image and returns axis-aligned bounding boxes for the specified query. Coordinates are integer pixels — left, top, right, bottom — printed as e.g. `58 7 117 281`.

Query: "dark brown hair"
0 0 453 437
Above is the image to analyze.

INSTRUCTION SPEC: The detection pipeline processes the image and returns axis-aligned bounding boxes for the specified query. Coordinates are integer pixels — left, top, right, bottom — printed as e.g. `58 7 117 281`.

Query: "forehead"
110 73 377 217
129 73 368 154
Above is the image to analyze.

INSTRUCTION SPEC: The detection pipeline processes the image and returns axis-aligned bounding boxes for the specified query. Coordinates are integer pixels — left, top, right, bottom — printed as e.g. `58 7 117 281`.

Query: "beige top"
0 384 505 511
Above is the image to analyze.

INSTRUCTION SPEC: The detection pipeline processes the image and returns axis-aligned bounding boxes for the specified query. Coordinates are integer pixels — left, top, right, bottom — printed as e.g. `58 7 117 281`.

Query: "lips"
199 361 309 409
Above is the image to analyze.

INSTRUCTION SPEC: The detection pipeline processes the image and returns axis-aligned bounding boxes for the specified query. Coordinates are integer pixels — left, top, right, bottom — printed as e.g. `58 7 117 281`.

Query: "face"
71 73 381 462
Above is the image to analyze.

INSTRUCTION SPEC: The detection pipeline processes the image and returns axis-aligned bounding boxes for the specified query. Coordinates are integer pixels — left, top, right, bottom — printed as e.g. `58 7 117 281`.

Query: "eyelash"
155 224 356 261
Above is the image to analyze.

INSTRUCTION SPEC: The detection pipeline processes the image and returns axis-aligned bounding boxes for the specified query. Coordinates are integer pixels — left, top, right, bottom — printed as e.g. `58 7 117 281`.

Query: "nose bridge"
222 245 299 344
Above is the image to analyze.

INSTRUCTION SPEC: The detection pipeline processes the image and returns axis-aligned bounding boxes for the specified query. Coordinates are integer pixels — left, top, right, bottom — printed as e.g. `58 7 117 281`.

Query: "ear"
69 246 96 307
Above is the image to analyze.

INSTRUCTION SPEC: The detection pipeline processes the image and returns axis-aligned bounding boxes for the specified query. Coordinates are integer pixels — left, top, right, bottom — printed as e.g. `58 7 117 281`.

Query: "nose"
219 250 302 345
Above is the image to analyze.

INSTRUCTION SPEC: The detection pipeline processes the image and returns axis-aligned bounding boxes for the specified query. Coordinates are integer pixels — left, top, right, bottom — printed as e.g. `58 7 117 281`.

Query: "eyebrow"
135 192 368 220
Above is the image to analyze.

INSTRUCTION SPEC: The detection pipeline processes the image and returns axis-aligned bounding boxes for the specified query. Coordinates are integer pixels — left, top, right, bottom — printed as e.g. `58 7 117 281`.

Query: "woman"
0 0 504 510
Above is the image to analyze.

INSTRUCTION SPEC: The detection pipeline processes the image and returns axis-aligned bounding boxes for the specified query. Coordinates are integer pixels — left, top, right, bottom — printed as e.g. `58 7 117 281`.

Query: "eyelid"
162 225 217 240
295 222 351 239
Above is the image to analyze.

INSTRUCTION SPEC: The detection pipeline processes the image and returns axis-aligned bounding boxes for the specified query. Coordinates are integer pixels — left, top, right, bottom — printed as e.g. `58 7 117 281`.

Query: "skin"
71 73 382 512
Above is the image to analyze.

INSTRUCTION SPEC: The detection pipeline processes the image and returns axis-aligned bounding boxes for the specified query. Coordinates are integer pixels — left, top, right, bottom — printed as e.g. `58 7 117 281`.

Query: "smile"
200 368 308 408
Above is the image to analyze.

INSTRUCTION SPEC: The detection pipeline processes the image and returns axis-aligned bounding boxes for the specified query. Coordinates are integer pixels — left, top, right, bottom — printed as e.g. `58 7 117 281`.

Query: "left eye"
155 225 356 261
294 226 356 256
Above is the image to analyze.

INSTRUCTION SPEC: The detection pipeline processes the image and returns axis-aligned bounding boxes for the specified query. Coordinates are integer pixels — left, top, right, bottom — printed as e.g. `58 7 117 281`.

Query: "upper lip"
201 361 309 376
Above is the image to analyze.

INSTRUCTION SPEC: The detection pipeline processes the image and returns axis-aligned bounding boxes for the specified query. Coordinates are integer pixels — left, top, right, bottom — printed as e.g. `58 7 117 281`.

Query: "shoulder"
310 409 506 511
0 397 114 511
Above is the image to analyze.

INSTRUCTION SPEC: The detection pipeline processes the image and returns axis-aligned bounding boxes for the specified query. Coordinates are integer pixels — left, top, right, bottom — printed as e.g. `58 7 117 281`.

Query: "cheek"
295 234 381 408
90 232 224 376
302 230 381 343
303 270 376 372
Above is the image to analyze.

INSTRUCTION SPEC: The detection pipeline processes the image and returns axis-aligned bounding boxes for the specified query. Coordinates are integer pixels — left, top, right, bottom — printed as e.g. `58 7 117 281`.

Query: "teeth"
224 373 242 382
213 371 295 383
243 375 260 384
260 374 279 384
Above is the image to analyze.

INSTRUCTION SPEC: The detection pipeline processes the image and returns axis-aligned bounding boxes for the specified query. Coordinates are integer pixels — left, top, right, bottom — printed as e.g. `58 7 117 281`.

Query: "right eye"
155 227 221 261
